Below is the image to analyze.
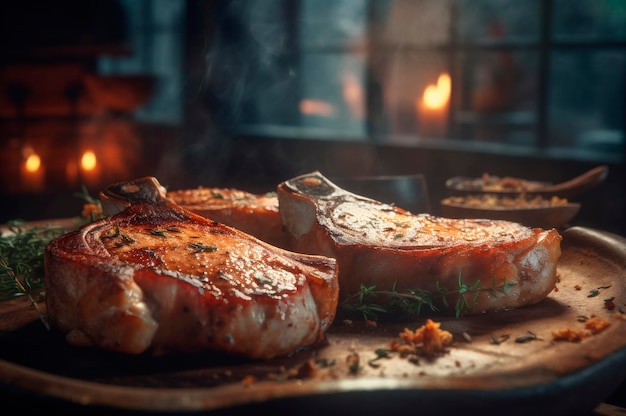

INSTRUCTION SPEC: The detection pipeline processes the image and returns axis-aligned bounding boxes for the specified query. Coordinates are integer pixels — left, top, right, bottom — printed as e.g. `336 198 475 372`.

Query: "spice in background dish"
455 173 547 192
442 194 569 209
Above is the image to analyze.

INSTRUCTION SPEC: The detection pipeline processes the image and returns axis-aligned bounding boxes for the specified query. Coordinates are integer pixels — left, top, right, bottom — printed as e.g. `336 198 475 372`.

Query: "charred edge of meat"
101 177 168 205
288 173 337 198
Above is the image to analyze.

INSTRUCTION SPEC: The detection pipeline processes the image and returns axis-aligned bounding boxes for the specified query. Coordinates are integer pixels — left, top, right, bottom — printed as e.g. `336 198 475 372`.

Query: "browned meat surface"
166 187 290 249
45 177 339 359
277 171 562 315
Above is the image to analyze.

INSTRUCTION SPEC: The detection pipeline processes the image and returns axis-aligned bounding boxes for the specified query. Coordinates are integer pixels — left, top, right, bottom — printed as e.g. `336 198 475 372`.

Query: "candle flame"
81 150 97 171
25 153 41 173
422 73 451 110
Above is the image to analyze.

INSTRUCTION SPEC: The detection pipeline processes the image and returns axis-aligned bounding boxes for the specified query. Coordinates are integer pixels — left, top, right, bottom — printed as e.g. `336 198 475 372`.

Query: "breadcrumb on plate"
391 319 453 357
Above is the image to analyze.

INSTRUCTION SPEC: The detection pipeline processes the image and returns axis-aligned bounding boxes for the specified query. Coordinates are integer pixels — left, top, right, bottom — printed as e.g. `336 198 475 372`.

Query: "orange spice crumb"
391 319 453 357
552 328 588 342
552 316 612 342
584 317 611 334
241 375 255 386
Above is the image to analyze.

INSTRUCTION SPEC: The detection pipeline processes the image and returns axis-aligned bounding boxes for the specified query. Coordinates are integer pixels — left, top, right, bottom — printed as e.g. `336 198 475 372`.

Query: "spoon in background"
536 165 609 198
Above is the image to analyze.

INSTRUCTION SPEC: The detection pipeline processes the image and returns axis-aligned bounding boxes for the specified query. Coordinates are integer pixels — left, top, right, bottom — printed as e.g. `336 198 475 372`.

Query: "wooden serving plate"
1 226 625 416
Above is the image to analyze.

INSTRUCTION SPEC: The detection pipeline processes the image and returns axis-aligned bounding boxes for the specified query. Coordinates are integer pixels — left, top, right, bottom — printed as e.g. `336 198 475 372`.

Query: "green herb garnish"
341 271 516 320
0 220 65 328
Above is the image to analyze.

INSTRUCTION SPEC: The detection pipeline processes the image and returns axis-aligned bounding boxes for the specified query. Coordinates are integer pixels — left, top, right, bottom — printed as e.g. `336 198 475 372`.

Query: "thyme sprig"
341 272 517 320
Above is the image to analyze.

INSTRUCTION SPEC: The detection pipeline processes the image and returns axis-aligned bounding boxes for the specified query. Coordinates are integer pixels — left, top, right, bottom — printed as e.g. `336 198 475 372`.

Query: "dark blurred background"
0 0 624 236
0 0 625 411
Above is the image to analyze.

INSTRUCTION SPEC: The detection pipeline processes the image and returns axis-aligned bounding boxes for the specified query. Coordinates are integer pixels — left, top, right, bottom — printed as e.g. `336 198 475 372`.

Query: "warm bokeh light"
24 153 41 173
422 73 451 110
19 146 45 192
299 99 335 116
342 73 365 118
81 150 97 171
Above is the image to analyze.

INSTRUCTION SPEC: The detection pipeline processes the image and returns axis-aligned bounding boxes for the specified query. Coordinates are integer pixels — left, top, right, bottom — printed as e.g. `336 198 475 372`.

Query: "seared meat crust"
277 171 562 315
45 177 339 359
166 187 290 249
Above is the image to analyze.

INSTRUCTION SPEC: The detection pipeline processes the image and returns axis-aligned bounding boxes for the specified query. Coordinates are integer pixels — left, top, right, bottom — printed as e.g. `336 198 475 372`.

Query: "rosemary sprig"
341 272 517 320
0 220 65 328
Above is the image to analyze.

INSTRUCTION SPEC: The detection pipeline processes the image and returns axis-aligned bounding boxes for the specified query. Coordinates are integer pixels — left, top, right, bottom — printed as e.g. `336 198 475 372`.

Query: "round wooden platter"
1 226 625 416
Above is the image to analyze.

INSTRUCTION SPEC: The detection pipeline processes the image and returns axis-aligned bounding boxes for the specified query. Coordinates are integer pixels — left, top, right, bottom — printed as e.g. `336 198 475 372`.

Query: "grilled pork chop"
277 171 562 315
166 187 290 249
45 177 339 359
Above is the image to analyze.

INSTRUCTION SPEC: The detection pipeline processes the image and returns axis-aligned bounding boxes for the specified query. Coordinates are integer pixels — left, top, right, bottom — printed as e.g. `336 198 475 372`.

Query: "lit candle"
416 73 451 138
20 150 45 192
80 149 101 188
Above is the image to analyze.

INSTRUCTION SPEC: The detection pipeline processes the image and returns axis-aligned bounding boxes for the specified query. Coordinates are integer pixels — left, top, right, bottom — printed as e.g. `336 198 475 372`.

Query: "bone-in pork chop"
45 177 339 359
277 171 562 315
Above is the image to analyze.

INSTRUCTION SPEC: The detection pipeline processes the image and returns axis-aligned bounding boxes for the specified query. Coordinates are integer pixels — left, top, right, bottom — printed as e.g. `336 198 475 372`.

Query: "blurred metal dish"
446 165 608 200
440 196 580 229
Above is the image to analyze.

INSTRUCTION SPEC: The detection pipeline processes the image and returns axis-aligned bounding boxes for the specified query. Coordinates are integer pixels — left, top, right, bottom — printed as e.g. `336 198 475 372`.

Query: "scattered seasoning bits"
604 297 616 311
588 285 612 298
115 234 135 247
102 227 121 239
515 330 541 343
188 242 218 253
368 348 393 368
489 334 510 345
314 358 336 368
147 229 168 237
346 352 361 375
